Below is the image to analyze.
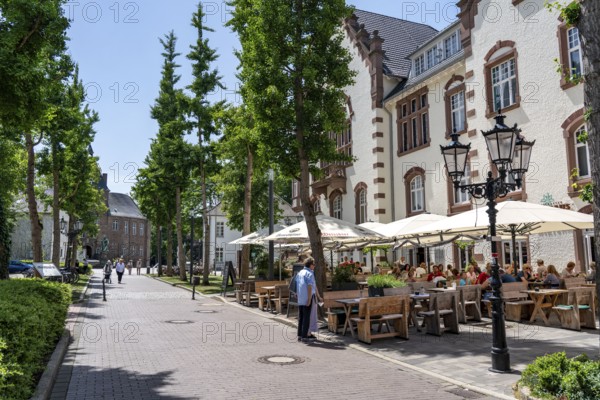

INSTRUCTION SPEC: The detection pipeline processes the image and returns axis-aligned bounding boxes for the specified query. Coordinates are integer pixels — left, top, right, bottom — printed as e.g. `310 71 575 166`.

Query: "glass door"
584 230 596 272
501 239 529 269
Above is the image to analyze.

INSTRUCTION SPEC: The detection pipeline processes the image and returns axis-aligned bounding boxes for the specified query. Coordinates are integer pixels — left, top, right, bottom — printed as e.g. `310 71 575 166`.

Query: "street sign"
33 263 62 278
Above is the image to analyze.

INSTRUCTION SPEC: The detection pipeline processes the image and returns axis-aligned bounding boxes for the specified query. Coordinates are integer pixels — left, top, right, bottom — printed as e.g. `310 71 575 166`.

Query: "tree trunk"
166 222 173 276
201 158 211 285
241 144 253 279
157 225 163 277
578 0 600 320
176 186 187 281
0 200 10 280
52 143 61 267
25 133 43 262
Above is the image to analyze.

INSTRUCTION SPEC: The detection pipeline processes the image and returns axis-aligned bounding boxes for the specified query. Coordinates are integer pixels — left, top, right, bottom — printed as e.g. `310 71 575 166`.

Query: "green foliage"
584 107 593 122
366 274 406 289
520 352 600 400
544 1 581 25
570 168 594 204
0 279 71 399
252 252 290 279
553 57 583 85
332 265 356 284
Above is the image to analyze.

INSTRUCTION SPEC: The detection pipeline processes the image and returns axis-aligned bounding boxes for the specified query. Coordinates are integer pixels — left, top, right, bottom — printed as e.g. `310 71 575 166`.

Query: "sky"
66 1 459 195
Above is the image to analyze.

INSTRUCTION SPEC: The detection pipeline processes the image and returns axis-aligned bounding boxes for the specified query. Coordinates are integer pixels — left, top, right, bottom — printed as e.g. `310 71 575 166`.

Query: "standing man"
136 258 142 275
296 258 317 342
115 258 126 284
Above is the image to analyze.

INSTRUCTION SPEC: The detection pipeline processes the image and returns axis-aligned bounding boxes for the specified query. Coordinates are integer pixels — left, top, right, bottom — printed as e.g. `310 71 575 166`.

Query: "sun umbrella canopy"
228 224 288 245
263 215 385 243
401 201 594 243
379 213 447 238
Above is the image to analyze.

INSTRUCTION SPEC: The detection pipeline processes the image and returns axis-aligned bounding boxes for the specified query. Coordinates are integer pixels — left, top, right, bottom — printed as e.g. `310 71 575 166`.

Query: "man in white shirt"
415 262 427 278
115 258 126 283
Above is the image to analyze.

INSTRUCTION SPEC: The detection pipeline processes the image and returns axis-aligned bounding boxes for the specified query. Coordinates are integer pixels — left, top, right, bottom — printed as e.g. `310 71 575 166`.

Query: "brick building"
82 174 150 267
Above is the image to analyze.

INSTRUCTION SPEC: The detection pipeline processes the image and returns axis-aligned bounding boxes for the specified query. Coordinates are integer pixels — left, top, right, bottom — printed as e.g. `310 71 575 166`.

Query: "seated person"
475 263 491 285
561 261 577 278
481 268 516 290
458 271 468 286
353 261 363 274
543 264 561 288
406 268 417 283
426 265 444 282
373 263 381 274
517 264 534 282
586 262 596 281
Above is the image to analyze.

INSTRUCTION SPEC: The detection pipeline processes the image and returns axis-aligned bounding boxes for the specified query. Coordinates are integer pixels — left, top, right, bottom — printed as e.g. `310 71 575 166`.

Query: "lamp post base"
489 352 512 374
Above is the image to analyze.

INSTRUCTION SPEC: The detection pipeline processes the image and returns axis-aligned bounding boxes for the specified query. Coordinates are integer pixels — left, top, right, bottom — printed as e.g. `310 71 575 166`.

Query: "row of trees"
0 0 106 279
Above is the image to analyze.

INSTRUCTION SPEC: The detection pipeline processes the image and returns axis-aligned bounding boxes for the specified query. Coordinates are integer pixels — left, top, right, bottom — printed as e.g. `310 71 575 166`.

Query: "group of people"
103 258 144 284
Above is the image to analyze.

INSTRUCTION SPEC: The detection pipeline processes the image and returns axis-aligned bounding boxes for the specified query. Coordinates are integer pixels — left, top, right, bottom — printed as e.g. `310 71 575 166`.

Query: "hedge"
0 279 71 399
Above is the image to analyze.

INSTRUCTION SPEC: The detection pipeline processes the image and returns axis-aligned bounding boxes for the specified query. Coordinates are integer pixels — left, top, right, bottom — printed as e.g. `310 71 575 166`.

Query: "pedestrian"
127 260 133 275
136 258 142 275
103 262 112 283
115 258 125 283
295 258 322 342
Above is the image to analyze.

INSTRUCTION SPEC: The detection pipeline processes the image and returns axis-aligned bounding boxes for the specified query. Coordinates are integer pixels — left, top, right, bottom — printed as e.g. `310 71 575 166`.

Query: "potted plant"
366 274 406 297
331 264 358 291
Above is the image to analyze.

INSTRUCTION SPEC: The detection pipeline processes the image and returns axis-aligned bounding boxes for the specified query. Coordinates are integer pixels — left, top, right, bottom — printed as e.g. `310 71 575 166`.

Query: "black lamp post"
268 169 275 280
60 217 84 267
440 112 534 373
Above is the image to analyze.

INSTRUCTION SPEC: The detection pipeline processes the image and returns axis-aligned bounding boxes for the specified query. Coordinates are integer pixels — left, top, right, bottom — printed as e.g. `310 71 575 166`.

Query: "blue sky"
66 1 459 195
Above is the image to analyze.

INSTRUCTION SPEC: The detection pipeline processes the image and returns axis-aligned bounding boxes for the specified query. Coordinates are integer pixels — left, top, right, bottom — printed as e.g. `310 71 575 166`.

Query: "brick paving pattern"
51 272 497 400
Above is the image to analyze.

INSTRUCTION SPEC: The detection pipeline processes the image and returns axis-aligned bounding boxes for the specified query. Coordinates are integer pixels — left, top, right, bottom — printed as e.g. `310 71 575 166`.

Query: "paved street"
51 271 497 400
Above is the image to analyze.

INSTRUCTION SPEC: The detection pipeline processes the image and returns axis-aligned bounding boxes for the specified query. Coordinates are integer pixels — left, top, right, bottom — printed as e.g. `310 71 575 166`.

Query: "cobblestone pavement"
51 272 499 400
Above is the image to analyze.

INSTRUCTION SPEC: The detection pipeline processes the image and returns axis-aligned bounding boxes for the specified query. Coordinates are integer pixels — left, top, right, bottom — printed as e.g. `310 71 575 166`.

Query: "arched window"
357 189 367 224
483 41 520 117
562 111 591 198
330 192 343 219
574 126 590 178
410 176 424 213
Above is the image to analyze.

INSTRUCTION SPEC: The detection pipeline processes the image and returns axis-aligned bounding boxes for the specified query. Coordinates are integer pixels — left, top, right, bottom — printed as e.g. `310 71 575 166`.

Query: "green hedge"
0 279 71 399
520 352 600 400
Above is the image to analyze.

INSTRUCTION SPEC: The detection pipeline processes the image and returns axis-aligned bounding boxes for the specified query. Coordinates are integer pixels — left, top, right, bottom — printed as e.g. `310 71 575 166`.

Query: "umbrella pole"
510 225 519 274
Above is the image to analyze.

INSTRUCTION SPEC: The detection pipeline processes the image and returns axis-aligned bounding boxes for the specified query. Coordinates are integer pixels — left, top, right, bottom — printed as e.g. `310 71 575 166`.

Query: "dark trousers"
297 304 311 338
116 271 124 283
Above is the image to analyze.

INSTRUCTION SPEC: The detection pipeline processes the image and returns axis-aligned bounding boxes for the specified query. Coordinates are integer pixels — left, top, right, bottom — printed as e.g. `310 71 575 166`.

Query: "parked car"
8 260 33 274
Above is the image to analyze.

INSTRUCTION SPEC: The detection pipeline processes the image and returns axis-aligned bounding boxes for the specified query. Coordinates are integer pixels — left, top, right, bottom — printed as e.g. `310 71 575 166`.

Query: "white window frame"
124 221 129 234
358 190 367 224
451 91 466 133
410 176 424 213
333 195 342 219
491 58 517 111
575 126 591 178
216 221 225 237
132 222 137 236
567 27 582 77
216 247 224 262
421 113 428 144
444 31 459 58
112 220 119 231
454 163 471 204
414 55 425 76
426 46 437 69
140 223 144 236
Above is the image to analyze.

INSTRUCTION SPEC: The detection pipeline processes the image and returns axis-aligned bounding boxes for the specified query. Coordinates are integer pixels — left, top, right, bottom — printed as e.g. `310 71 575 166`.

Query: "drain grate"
445 388 484 399
195 310 218 314
164 320 195 324
257 355 305 365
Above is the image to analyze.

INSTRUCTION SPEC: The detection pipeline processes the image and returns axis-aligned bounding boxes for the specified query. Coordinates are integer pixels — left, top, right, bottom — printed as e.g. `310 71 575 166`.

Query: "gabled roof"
108 193 145 219
353 9 438 78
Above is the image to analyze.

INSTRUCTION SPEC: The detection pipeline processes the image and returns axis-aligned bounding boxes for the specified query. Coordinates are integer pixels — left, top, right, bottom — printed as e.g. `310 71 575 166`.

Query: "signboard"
221 261 237 296
33 263 62 278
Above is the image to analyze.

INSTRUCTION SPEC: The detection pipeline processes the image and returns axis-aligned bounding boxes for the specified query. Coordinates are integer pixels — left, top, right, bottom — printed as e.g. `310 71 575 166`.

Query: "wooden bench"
563 277 586 289
350 295 410 344
457 285 482 323
418 291 459 336
271 284 290 314
322 290 360 333
482 282 533 322
553 287 597 331
383 287 412 296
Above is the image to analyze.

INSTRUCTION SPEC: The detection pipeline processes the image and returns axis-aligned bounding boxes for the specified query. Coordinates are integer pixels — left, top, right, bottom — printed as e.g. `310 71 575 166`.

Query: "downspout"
383 104 396 263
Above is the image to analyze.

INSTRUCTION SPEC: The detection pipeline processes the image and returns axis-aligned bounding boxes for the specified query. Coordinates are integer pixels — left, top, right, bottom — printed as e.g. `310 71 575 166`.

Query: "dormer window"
444 31 460 58
414 55 424 76
426 46 438 69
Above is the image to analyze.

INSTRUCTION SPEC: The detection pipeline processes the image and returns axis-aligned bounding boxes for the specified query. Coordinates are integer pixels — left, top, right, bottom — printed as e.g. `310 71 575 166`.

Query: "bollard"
192 276 200 300
102 278 107 302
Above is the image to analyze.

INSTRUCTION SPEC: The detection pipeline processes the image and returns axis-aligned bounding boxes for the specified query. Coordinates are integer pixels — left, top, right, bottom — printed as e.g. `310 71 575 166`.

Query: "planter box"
368 287 384 297
332 282 359 291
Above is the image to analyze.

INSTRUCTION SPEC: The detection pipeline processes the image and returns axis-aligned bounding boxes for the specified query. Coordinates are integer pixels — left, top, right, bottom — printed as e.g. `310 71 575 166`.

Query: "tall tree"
186 3 223 284
228 0 355 291
150 31 191 281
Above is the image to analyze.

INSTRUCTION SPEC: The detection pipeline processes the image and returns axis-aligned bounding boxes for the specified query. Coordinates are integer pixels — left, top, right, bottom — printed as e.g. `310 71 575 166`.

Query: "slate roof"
353 9 438 78
108 193 145 219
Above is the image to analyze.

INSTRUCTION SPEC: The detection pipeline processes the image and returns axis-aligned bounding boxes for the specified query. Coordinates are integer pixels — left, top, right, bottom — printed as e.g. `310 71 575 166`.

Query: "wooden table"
335 298 361 337
427 287 456 293
409 293 429 332
358 281 368 290
522 289 568 325
262 286 277 312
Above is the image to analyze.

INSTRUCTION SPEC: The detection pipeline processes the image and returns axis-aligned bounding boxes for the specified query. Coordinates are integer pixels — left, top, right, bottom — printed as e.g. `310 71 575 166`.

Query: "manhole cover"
165 320 194 324
257 355 305 365
195 310 218 313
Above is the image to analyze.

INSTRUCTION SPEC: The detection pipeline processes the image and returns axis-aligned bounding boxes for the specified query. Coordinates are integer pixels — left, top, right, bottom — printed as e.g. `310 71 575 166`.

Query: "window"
131 244 136 256
451 91 466 133
396 87 430 155
112 220 119 231
567 27 582 78
575 126 590 178
491 58 517 111
121 244 126 256
139 246 144 257
426 46 438 69
421 113 428 144
132 222 137 236
414 55 424 76
216 247 224 262
410 176 424 213
444 31 460 58
140 223 144 236
454 163 471 204
216 222 225 237
331 192 342 219
355 187 367 224
124 221 129 234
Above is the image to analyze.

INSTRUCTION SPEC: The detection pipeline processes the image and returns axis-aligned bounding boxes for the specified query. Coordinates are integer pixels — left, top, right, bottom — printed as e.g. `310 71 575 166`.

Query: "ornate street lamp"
60 217 84 267
440 112 534 373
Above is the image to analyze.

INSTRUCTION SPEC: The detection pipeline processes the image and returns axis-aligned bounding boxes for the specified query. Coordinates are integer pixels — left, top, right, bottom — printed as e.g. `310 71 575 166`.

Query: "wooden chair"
553 287 597 331
271 284 289 314
563 276 586 289
350 295 410 344
241 281 257 306
408 281 436 292
417 291 459 336
481 281 533 321
457 285 482 323
322 290 360 333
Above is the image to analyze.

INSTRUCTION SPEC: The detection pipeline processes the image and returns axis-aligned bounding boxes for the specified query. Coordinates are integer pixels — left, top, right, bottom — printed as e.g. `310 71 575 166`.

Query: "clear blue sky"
66 1 458 195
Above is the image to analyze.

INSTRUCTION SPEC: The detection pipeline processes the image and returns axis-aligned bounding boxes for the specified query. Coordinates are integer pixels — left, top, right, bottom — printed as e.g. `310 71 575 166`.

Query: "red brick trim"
372 147 384 153
484 40 516 62
444 76 467 137
373 177 385 184
373 162 385 169
466 90 475 100
372 117 384 124
372 132 384 138
374 193 386 199
374 209 386 215
465 70 474 79
466 109 476 118
468 129 477 137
